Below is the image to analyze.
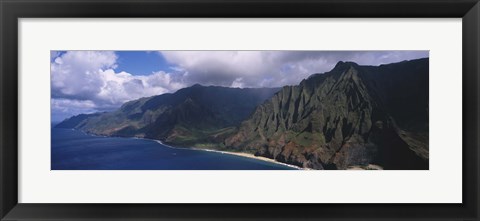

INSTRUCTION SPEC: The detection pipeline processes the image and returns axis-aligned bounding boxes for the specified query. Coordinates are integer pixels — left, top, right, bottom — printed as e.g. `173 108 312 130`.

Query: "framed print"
1 0 479 220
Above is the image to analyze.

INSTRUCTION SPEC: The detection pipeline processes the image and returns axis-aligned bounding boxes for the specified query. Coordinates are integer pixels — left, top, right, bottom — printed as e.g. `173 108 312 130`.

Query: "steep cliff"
225 59 429 169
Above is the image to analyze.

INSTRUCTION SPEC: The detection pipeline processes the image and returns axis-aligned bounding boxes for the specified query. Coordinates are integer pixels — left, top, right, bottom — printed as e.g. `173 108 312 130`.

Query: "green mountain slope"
225 58 429 169
56 85 280 146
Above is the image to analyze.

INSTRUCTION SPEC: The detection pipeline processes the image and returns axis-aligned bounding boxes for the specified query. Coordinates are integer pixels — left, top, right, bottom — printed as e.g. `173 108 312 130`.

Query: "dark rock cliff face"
225 58 429 170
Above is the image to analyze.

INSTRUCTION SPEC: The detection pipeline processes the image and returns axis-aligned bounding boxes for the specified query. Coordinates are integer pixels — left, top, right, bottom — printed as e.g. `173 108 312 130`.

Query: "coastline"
64 130 379 170
151 139 305 170
68 128 305 170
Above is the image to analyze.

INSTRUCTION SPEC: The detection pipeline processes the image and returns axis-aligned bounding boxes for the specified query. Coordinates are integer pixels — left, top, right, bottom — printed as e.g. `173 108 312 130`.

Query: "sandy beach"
198 148 304 170
152 140 305 170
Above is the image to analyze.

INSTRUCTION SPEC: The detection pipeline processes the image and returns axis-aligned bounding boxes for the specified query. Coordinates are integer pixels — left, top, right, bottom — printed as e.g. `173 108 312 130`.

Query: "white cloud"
51 98 98 122
51 98 96 112
51 51 185 119
230 78 244 88
161 51 285 87
160 51 428 88
95 69 184 107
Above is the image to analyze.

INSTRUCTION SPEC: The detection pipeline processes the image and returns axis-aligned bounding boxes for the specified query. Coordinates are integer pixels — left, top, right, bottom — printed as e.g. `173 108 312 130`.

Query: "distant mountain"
56 85 280 147
225 58 429 169
55 112 103 129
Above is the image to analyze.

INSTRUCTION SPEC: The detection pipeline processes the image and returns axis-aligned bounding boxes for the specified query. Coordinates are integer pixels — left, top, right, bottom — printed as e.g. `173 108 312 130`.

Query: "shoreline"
68 128 305 170
149 139 305 170
58 128 385 170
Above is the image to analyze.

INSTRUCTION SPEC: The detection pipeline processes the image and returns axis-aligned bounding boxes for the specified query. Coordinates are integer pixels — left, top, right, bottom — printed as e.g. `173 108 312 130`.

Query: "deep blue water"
51 128 295 170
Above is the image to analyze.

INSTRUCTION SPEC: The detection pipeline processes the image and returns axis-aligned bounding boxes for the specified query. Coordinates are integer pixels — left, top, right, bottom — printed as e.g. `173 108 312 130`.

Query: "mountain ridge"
56 85 281 147
224 58 428 169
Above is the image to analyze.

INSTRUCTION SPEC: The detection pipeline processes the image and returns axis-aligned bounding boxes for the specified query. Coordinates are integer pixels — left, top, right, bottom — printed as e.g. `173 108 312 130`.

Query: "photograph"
51 50 429 170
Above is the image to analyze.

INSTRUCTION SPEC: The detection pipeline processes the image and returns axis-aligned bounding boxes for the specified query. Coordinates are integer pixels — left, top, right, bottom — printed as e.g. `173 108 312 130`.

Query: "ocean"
51 127 296 170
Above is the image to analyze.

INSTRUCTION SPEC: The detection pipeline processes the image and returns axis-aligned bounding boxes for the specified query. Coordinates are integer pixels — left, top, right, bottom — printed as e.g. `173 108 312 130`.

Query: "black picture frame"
1 0 479 220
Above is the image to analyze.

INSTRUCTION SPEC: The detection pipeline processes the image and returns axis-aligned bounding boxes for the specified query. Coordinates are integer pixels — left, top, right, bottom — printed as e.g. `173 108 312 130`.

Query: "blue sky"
51 50 429 122
115 51 170 75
